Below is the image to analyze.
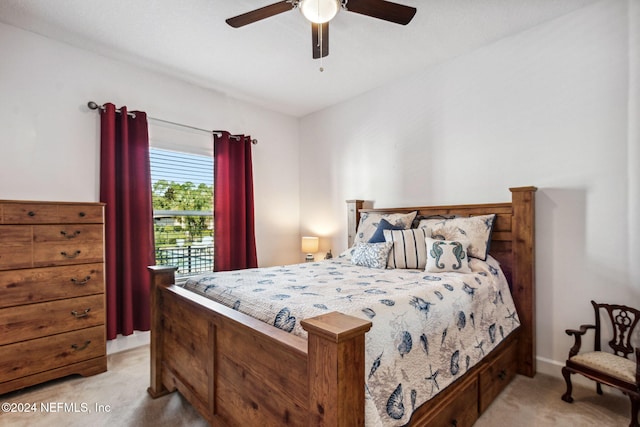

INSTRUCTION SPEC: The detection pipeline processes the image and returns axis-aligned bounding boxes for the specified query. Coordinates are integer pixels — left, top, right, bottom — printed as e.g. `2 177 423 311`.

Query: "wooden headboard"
346 186 537 377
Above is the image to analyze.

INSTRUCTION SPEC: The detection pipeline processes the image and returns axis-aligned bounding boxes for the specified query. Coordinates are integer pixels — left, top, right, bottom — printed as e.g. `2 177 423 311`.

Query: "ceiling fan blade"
312 22 329 59
345 0 416 25
226 1 294 28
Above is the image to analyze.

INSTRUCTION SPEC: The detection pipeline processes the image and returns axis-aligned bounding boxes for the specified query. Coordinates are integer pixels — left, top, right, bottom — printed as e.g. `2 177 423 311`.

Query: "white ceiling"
0 0 600 117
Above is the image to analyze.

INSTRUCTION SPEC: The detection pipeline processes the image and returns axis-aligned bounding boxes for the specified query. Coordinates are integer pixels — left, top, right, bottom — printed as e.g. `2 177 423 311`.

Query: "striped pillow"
383 228 431 269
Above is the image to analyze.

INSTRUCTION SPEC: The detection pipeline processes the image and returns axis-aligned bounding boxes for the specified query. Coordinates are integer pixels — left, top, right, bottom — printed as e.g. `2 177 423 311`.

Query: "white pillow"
383 228 430 269
351 242 394 269
353 211 417 246
425 237 471 273
418 214 495 260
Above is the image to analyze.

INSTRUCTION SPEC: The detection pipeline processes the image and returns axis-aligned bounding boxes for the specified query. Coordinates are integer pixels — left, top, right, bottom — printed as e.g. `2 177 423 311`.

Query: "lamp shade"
301 236 319 253
300 0 340 24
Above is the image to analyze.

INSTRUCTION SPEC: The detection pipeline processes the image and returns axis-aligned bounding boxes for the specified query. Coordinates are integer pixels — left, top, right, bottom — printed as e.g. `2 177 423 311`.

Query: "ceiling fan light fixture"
300 0 340 24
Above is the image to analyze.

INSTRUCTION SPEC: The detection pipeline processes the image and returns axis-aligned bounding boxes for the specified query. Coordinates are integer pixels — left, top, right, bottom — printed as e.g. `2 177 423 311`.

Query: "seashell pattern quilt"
183 255 519 426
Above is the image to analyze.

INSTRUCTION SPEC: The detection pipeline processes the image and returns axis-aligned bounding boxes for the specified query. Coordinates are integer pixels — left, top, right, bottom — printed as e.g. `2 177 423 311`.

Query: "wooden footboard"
148 186 536 426
147 265 371 426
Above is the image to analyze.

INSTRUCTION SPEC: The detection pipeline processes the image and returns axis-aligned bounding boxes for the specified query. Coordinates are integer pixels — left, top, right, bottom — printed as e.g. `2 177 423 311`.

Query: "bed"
147 186 536 426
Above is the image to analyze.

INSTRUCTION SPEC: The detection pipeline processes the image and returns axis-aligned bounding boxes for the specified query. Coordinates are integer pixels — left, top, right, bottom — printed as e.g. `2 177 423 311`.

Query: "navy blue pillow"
368 218 405 243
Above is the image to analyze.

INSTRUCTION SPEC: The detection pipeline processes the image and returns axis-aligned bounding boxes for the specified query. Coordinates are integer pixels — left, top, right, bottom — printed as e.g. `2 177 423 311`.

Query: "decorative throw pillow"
353 211 417 246
338 247 356 260
418 214 496 260
368 218 405 243
383 228 431 269
411 214 457 229
425 237 471 273
351 242 393 269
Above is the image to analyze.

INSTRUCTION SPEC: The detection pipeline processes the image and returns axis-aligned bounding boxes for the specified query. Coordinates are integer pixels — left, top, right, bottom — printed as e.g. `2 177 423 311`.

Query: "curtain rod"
87 101 257 144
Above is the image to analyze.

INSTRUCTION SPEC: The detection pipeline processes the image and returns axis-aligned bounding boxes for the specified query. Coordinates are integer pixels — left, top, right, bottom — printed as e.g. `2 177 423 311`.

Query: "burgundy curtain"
214 131 258 271
100 103 155 340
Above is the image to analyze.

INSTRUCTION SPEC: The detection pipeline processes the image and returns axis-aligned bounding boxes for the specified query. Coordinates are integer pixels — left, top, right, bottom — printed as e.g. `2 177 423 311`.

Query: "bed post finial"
346 200 364 248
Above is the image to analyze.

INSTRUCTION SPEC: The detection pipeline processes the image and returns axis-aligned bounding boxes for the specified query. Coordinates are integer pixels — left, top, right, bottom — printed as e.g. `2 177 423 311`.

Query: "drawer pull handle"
71 276 92 285
71 340 91 351
79 212 86 217
28 211 36 217
60 230 81 239
71 308 91 318
60 250 81 259
498 369 507 381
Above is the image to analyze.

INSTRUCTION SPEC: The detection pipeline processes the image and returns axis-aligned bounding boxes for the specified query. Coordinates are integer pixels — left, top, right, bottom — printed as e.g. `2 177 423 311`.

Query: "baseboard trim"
536 355 563 378
536 355 615 391
106 330 151 355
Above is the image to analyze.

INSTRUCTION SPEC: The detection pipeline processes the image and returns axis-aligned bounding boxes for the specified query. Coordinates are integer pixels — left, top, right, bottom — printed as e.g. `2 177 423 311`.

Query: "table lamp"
301 236 319 262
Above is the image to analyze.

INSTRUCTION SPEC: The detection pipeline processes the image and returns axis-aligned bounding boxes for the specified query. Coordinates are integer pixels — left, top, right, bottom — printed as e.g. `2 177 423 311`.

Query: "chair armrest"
565 324 595 358
635 347 639 386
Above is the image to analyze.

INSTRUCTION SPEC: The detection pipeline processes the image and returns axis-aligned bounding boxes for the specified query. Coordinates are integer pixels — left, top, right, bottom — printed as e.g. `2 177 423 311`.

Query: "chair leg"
630 396 639 427
561 367 574 403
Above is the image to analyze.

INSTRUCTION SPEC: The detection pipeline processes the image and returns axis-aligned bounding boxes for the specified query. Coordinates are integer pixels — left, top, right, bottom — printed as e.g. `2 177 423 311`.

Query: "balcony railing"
155 243 213 277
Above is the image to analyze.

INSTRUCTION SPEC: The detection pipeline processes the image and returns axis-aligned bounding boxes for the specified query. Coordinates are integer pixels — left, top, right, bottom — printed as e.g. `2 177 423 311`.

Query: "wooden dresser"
0 200 107 394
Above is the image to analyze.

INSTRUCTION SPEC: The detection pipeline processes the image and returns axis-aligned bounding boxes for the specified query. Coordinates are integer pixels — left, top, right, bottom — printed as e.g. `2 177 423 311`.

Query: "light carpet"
0 345 631 426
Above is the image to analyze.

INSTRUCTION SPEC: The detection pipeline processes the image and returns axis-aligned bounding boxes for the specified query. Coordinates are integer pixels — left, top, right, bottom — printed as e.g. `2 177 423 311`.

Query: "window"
150 147 214 277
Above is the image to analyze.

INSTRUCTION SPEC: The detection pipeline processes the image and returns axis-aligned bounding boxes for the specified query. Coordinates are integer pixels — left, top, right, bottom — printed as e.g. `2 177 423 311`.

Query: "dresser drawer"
0 226 32 270
0 263 104 308
33 224 103 244
33 241 104 267
0 245 32 271
1 203 103 224
0 294 104 345
56 205 103 224
1 203 59 224
478 338 518 413
0 225 104 270
428 375 479 427
0 325 105 383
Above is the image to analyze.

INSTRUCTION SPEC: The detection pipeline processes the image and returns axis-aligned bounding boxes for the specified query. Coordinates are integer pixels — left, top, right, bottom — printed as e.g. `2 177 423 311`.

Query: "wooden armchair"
561 301 640 427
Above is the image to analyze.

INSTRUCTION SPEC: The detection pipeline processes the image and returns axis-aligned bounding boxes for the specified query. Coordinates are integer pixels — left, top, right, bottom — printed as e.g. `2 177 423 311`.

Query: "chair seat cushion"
570 351 636 383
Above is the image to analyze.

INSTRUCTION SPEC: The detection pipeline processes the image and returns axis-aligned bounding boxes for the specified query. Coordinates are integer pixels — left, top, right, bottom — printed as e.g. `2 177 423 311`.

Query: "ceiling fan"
226 0 417 59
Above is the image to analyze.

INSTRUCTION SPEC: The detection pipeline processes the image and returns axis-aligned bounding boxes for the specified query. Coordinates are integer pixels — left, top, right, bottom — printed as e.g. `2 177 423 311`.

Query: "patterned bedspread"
183 255 519 426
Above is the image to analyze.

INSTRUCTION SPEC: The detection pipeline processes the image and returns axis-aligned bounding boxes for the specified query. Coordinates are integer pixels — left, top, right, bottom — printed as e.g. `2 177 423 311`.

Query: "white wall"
0 21 301 268
299 0 639 376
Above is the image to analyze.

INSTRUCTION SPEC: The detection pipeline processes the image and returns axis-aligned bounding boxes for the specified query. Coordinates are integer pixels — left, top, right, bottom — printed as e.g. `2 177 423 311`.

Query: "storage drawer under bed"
415 374 479 427
478 336 518 413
